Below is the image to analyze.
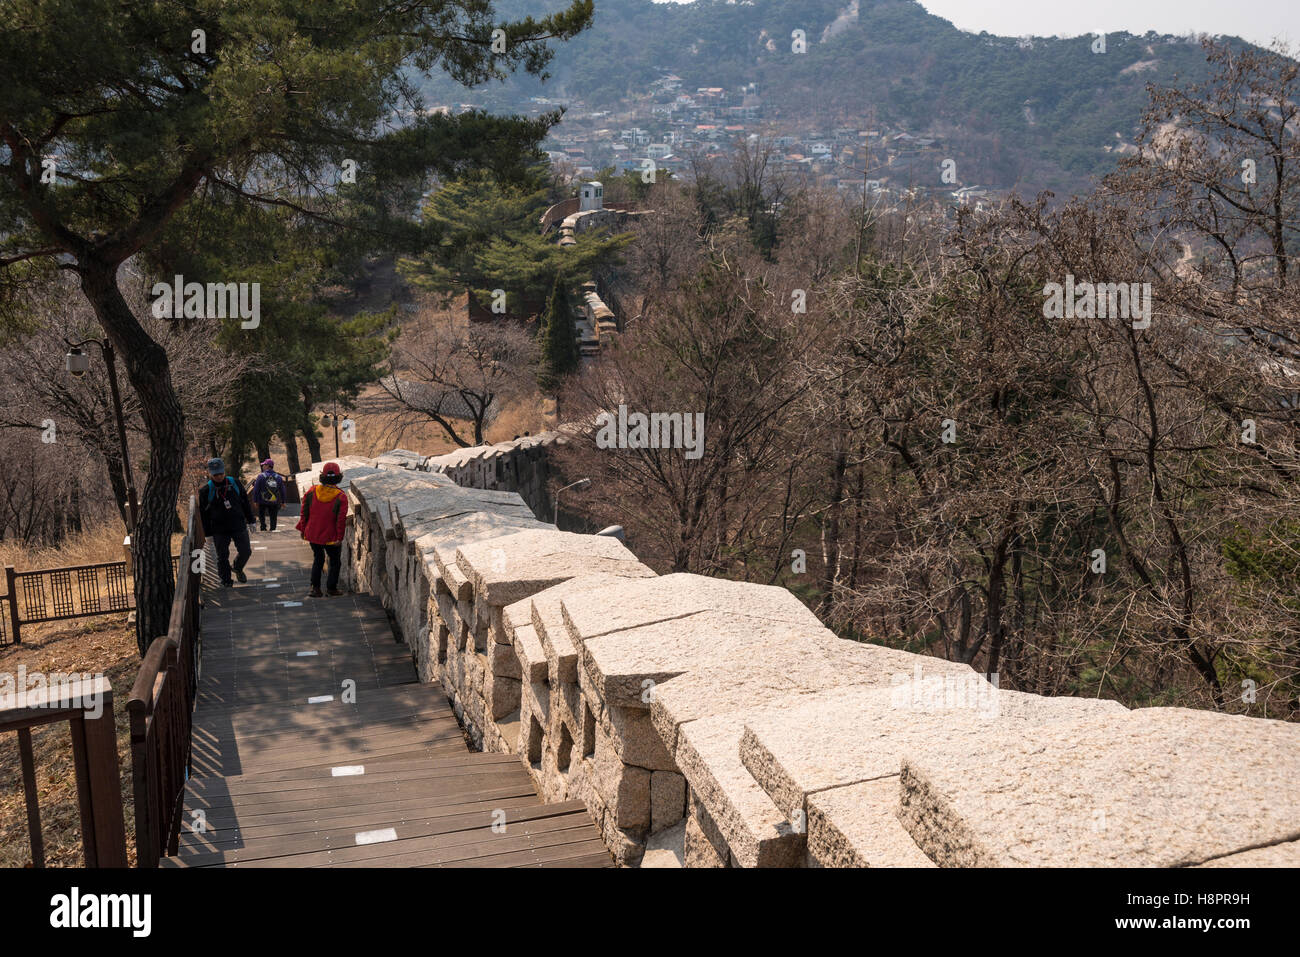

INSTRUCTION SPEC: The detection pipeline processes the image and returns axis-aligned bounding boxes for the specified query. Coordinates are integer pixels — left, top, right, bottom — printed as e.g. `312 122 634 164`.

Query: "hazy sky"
915 0 1298 49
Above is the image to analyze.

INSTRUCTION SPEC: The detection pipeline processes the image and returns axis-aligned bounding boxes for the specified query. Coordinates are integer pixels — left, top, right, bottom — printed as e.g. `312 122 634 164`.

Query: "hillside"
414 0 1266 194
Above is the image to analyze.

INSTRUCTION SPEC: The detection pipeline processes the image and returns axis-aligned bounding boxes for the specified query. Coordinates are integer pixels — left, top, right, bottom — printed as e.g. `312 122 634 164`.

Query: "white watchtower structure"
579 181 604 212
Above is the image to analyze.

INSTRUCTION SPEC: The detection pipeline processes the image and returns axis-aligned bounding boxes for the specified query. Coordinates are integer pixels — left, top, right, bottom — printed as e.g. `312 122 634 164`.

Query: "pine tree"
402 171 634 318
0 0 593 653
538 277 578 394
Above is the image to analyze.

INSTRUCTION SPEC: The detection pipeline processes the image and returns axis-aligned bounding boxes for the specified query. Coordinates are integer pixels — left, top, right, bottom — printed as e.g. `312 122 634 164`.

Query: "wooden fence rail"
0 675 128 867
128 497 203 867
0 500 202 867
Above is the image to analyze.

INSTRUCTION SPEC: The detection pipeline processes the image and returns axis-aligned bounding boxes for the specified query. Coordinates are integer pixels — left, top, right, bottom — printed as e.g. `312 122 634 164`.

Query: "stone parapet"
311 449 1300 869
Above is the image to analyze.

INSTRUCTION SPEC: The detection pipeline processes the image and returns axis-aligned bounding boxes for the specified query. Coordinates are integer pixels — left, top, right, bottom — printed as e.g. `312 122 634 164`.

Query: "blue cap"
207 458 225 475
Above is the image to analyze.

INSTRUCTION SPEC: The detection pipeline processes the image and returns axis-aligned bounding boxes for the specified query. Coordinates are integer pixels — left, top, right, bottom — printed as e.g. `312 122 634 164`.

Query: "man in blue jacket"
198 458 255 586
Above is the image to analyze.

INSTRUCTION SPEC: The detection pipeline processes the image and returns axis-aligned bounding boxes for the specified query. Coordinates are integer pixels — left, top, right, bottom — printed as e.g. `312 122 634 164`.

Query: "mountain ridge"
414 0 1285 194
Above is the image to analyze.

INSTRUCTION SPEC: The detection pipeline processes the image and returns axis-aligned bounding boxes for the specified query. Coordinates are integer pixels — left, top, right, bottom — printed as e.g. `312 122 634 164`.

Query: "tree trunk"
301 418 321 463
1004 540 1026 688
984 536 1009 681
846 450 866 594
68 482 83 535
255 439 271 465
101 442 130 529
282 431 302 476
80 261 184 655
817 438 847 618
300 389 322 463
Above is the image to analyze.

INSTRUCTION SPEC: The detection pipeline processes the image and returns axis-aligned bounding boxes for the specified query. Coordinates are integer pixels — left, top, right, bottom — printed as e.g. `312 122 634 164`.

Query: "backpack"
263 474 280 504
205 476 241 515
302 487 343 524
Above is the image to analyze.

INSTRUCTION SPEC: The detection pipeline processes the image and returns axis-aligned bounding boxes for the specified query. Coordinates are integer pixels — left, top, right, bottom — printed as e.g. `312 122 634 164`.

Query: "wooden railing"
2 553 181 646
127 497 203 867
0 674 128 867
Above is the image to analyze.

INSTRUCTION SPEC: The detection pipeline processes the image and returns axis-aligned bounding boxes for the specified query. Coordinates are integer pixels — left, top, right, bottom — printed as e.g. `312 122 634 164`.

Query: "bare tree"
556 232 825 576
621 182 706 321
0 271 247 533
380 308 538 447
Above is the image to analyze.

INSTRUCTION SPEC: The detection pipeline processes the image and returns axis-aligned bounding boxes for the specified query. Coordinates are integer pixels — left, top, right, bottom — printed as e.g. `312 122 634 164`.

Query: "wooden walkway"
164 512 611 868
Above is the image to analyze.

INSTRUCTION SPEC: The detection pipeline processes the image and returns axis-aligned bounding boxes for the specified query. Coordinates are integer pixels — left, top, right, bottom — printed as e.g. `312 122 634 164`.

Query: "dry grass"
0 521 184 574
0 617 140 867
0 521 130 572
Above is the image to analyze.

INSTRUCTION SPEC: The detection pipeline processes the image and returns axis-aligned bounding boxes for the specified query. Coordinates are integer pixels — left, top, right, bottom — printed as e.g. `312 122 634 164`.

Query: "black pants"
258 504 280 530
310 543 342 590
212 523 252 585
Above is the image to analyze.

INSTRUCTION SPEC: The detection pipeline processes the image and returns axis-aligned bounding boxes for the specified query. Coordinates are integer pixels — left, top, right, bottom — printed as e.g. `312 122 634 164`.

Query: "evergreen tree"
402 170 633 317
537 277 578 393
0 0 592 651
149 194 395 478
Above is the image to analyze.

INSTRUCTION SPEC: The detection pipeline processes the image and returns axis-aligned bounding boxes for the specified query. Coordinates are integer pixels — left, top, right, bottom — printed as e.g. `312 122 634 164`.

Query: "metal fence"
1 554 180 646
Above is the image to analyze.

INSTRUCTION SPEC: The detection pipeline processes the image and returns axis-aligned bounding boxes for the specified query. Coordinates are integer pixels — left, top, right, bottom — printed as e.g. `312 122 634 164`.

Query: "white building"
579 181 604 212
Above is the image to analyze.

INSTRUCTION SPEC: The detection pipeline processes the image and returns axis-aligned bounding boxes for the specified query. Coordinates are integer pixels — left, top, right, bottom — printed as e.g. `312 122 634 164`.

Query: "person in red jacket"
296 462 349 597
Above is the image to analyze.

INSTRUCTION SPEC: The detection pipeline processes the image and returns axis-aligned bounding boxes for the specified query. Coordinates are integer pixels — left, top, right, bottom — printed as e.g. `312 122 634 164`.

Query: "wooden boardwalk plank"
174 799 586 864
179 793 547 850
192 681 447 722
184 783 543 832
168 531 610 868
187 751 522 792
192 722 467 766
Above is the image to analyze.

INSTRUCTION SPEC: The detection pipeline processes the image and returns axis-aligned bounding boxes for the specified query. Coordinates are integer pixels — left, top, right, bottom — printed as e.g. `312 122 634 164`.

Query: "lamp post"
554 478 591 527
65 338 139 537
322 405 343 458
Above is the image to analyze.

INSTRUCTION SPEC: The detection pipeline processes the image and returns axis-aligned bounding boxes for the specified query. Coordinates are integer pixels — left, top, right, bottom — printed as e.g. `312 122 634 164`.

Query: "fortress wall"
422 433 562 521
302 450 1300 869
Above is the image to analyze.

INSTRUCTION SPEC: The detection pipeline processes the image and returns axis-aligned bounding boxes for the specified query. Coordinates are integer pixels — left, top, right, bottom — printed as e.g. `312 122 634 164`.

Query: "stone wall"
299 437 560 521
423 433 563 520
305 450 1300 869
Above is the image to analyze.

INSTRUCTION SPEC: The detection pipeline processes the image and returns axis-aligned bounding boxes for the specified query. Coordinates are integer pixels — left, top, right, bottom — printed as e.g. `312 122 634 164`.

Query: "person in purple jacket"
250 458 288 531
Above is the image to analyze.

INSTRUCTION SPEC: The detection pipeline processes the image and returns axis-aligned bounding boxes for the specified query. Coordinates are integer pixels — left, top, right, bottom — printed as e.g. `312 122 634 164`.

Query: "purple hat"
261 458 274 470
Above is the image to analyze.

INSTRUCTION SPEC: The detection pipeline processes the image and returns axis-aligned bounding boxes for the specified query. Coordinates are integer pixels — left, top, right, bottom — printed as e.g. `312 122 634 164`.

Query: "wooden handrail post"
127 699 156 869
3 676 126 868
68 681 128 867
4 566 19 644
17 727 44 866
126 496 202 868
